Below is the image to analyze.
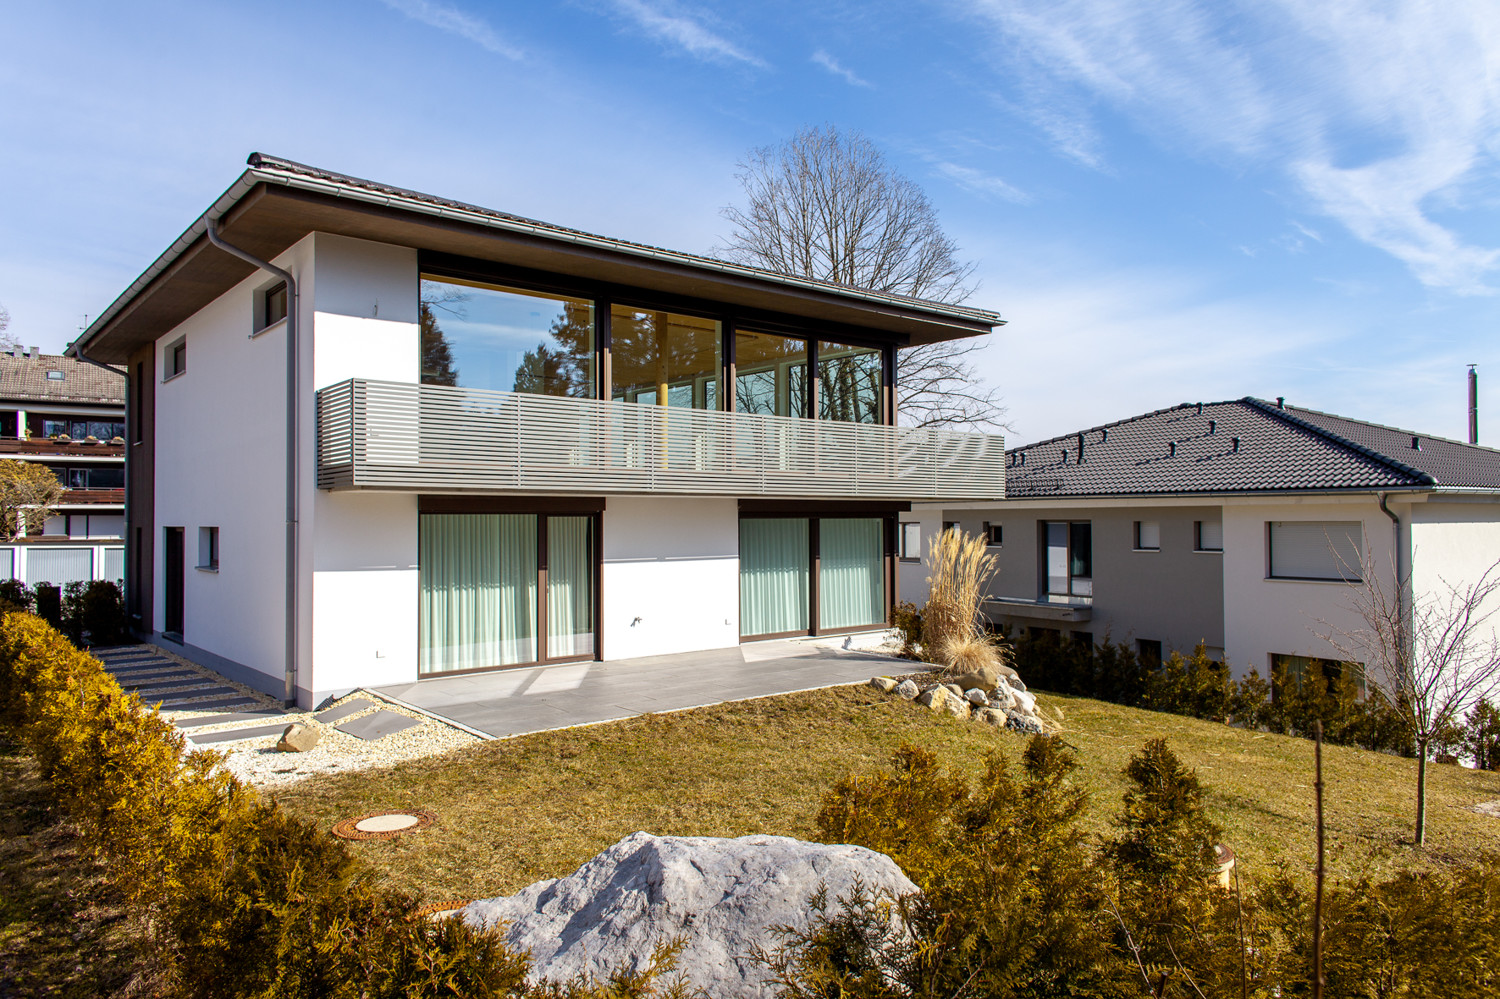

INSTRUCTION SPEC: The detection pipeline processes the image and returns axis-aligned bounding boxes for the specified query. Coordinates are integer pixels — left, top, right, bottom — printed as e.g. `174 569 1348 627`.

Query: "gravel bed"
95 644 479 790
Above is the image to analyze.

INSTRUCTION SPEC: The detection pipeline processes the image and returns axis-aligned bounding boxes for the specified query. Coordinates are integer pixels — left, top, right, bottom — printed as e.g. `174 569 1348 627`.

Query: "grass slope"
273 685 1500 904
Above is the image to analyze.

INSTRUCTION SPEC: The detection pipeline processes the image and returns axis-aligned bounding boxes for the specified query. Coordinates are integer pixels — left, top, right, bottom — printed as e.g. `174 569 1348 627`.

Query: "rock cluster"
868 664 1051 734
461 832 918 999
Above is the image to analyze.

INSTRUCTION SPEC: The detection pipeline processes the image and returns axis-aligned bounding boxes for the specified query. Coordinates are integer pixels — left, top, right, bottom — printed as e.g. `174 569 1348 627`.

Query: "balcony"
316 378 1006 501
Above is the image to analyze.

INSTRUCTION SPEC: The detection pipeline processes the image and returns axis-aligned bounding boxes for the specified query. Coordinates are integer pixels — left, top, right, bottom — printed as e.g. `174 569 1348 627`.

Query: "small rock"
893 679 920 700
974 707 1006 727
916 687 946 710
996 663 1022 684
1006 674 1028 693
989 686 1016 712
944 696 971 719
276 722 320 753
947 667 998 692
1011 689 1037 714
1006 710 1046 735
964 688 988 706
943 683 964 698
868 676 898 693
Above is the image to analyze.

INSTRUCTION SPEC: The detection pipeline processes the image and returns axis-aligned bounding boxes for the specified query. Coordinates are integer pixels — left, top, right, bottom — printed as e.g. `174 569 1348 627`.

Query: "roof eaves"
1242 397 1438 487
71 153 1001 359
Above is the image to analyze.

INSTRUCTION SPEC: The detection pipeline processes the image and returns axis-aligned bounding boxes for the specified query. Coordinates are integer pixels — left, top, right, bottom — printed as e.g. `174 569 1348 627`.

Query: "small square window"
899 522 921 561
984 521 1003 547
1135 520 1160 550
198 526 219 571
45 370 64 381
258 282 288 332
164 337 186 380
943 521 959 534
1196 520 1224 552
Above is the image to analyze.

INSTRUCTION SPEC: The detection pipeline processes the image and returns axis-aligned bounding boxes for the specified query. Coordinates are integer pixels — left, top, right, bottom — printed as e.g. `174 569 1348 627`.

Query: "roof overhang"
69 157 1002 364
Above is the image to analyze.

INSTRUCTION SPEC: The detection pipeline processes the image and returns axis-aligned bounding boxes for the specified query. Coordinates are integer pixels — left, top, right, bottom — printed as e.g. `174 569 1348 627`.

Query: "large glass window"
1269 521 1362 581
419 277 595 397
39 418 126 441
818 341 882 424
735 331 808 418
819 518 884 630
419 514 538 674
740 518 810 637
611 307 721 409
1045 521 1092 599
546 516 595 660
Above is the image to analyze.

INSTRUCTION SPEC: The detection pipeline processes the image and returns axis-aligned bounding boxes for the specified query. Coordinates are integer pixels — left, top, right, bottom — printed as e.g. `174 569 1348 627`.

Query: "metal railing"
316 378 1006 501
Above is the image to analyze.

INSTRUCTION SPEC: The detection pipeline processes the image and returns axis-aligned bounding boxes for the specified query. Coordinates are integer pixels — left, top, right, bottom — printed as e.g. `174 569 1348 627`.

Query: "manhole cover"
332 809 436 840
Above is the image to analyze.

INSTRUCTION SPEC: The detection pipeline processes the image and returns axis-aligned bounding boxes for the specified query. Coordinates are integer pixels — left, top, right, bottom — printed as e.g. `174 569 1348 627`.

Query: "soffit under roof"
74 168 1001 363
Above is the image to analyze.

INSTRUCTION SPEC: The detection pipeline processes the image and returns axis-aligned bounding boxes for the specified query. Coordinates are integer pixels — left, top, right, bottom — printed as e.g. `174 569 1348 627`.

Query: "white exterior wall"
152 237 307 691
1221 495 1395 677
1408 497 1500 661
307 234 421 704
601 496 739 660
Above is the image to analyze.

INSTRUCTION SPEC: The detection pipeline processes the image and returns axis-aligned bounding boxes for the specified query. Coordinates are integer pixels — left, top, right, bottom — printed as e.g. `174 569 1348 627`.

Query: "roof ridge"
1242 397 1436 487
1286 401 1500 458
1008 399 1247 453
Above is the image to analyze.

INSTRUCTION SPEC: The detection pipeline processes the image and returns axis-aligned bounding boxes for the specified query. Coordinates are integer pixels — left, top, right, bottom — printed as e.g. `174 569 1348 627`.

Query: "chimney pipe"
1469 364 1479 444
1209 419 1217 435
1077 433 1085 463
1232 436 1241 453
1276 396 1285 410
1169 441 1177 457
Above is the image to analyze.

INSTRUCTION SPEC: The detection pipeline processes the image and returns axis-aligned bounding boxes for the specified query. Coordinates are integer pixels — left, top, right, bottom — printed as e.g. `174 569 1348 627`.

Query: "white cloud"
955 0 1500 294
608 0 766 67
933 162 1030 204
811 49 872 88
378 0 522 59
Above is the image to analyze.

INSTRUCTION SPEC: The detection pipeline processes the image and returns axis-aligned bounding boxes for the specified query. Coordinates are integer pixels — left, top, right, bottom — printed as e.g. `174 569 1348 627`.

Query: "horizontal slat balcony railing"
316 378 1006 501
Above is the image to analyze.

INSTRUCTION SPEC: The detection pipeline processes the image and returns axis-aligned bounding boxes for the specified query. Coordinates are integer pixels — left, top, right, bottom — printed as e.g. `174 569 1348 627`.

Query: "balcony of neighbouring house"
316 378 1007 501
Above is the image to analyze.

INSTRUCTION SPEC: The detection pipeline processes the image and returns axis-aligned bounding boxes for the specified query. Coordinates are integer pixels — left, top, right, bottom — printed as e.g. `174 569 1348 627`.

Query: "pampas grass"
923 529 1008 677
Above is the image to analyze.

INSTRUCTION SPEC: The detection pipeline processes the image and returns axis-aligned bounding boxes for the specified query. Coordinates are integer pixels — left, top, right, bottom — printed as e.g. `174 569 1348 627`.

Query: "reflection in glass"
818 341 882 424
735 331 808 418
419 277 594 397
610 307 721 409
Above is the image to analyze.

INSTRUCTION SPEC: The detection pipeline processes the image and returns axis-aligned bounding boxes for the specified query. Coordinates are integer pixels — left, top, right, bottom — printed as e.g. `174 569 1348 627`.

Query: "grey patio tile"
336 709 420 741
174 710 286 729
124 677 212 692
156 694 255 711
189 723 289 745
315 698 374 724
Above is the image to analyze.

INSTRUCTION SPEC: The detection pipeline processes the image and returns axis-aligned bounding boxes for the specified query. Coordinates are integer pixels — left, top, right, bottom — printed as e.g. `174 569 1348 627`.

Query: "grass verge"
273 684 1500 904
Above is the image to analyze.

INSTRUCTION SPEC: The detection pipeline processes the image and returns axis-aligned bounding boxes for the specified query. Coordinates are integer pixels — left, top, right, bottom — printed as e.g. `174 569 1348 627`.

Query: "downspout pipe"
1378 491 1407 666
204 219 299 707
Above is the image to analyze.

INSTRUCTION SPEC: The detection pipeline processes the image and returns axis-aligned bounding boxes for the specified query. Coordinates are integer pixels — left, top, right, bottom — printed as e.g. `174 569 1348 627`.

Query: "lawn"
273 684 1500 906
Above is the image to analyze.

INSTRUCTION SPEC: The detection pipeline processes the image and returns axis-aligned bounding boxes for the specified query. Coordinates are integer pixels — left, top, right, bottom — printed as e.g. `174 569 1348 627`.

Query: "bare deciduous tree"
0 460 64 541
718 125 1006 430
1321 552 1500 845
0 303 16 352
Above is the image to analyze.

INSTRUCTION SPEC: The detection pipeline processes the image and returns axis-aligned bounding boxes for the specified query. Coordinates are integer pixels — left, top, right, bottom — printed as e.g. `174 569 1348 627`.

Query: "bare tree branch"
717 125 1007 430
1319 549 1500 845
0 303 17 352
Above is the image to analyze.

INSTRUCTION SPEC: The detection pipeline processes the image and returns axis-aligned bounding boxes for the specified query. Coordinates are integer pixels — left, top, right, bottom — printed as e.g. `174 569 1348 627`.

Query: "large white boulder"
462 832 918 999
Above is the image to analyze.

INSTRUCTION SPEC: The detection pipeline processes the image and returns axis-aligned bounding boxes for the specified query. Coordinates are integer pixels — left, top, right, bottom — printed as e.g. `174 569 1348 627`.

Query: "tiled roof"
1002 397 1494 499
0 352 124 406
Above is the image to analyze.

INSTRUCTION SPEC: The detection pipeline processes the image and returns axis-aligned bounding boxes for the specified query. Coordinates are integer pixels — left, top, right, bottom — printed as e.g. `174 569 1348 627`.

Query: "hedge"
0 612 679 998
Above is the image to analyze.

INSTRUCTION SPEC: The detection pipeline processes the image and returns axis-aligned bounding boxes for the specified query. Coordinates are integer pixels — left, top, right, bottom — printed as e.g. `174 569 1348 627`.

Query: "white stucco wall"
152 236 312 689
1409 498 1500 660
601 496 739 660
898 505 944 607
306 234 421 704
1221 496 1394 678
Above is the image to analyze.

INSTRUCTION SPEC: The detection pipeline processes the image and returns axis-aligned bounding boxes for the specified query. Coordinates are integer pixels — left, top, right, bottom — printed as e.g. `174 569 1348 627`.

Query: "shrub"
890 600 923 659
0 611 684 998
33 582 61 629
76 579 127 646
1462 700 1500 770
0 578 32 612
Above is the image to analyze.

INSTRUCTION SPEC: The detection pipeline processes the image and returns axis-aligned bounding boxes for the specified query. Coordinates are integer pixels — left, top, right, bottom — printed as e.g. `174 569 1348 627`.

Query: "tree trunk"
1415 738 1429 846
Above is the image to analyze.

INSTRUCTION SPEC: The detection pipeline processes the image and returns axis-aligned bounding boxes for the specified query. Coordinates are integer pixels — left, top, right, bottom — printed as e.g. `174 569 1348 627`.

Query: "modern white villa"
67 154 1007 708
902 398 1500 678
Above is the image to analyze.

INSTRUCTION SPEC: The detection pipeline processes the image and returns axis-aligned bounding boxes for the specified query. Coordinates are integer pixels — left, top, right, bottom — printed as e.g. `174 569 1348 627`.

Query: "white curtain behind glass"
419 514 537 674
819 518 883 630
547 516 594 659
740 518 809 636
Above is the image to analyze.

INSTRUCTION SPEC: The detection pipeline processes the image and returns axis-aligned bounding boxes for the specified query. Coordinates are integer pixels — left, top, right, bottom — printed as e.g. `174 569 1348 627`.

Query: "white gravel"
102 644 480 790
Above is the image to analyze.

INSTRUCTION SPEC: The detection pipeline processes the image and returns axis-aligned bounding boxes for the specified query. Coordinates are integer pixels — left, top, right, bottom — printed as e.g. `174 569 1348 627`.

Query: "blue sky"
2 0 1498 445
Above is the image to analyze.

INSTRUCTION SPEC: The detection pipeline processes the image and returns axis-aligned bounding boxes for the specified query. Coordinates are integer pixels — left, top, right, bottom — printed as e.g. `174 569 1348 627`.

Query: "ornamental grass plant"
922 528 1009 677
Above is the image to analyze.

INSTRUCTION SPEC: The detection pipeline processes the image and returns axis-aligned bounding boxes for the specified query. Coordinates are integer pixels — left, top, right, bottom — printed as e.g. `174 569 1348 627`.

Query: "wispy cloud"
933 162 1030 204
379 0 522 59
608 0 766 67
811 49 872 88
957 0 1500 294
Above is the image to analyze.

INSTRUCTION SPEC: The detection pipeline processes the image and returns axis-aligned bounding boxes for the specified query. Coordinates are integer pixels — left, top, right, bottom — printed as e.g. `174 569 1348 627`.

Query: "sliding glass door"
419 512 596 676
739 515 888 641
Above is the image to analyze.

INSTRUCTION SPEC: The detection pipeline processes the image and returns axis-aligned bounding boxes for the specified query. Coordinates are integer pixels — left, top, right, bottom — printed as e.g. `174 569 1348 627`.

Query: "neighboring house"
66 153 1007 708
901 397 1500 679
0 349 126 587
